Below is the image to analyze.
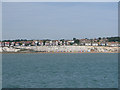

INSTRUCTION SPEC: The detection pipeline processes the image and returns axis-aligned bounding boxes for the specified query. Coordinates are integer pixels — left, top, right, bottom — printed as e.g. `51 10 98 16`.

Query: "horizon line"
1 36 119 41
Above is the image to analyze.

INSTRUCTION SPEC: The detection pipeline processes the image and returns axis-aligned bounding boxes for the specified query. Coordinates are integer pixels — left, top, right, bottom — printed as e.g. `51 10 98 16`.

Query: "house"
73 43 78 46
38 41 43 46
4 42 10 47
55 40 59 46
34 41 38 46
25 41 31 46
15 42 20 46
45 41 50 46
1 42 5 46
99 42 104 46
80 39 91 46
31 41 35 46
49 41 52 46
0 42 1 46
92 43 98 46
52 40 56 46
107 42 119 47
10 42 15 46
92 38 98 42
59 41 63 45
85 43 91 46
22 43 25 46
64 40 69 45
66 40 74 45
0 42 4 47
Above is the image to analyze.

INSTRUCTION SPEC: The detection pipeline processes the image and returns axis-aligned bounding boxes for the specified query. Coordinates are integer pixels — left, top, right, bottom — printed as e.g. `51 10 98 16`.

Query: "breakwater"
0 46 119 53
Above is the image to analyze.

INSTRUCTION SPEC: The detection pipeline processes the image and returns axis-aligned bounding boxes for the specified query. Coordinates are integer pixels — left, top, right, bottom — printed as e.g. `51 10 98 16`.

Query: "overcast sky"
2 2 118 40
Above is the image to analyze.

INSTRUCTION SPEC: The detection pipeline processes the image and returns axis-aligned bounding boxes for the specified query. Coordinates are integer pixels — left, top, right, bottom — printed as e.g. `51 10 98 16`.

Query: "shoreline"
1 46 119 54
1 51 119 54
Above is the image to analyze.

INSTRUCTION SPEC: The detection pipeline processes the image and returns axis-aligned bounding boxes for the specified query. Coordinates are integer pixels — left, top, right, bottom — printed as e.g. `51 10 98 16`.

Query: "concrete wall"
14 46 119 53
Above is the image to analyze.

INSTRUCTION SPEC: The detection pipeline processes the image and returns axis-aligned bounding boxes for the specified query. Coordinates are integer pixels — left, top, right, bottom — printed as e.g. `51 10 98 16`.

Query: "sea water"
2 53 118 88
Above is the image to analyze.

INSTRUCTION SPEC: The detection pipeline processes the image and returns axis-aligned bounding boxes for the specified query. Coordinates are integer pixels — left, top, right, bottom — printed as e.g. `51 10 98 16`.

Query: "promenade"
0 46 119 53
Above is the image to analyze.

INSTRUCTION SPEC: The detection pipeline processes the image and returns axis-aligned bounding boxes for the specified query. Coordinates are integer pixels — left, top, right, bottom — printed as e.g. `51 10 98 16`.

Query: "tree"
90 39 93 46
60 39 65 45
74 39 80 45
98 37 101 40
73 38 76 41
43 40 46 46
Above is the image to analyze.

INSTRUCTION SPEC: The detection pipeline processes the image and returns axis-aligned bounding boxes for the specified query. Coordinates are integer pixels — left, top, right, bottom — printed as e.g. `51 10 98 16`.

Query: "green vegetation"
1 37 120 43
106 37 120 42
2 39 28 42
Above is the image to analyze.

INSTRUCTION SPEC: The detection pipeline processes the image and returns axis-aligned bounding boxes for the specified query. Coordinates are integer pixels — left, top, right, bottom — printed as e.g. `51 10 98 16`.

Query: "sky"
2 2 118 40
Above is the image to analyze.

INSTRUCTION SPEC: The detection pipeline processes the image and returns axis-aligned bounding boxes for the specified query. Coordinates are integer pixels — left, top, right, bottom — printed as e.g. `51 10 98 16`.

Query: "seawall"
1 46 118 53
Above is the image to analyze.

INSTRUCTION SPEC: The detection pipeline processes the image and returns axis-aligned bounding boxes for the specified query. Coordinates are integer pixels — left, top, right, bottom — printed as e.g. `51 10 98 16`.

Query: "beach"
0 46 119 53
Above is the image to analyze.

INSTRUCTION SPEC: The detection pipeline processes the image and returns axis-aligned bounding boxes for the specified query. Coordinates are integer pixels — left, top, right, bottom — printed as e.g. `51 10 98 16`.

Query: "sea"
2 53 118 88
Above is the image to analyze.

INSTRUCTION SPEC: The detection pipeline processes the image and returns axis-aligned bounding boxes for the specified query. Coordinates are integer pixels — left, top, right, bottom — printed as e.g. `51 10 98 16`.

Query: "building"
92 43 98 46
85 43 91 46
107 42 119 47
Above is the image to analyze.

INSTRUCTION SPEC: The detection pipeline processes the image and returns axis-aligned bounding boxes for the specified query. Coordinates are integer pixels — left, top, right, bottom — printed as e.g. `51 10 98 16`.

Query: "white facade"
15 43 20 46
35 41 38 46
92 43 98 46
85 43 91 46
22 43 25 46
101 43 105 46
56 41 58 46
50 41 52 46
110 44 119 47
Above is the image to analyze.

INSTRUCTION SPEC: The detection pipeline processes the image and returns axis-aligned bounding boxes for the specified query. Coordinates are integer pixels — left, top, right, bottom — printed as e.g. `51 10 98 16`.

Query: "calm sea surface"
2 53 118 88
